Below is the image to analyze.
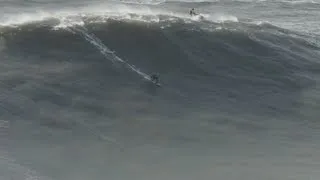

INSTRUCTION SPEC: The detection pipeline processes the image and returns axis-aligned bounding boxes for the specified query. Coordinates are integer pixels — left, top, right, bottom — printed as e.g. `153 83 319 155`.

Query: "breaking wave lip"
279 0 320 4
0 3 238 27
229 0 320 3
113 0 165 5
117 0 219 4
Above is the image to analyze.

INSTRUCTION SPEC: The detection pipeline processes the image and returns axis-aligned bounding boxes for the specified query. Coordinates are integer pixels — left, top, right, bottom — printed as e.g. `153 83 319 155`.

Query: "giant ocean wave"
1 10 319 118
1 2 320 179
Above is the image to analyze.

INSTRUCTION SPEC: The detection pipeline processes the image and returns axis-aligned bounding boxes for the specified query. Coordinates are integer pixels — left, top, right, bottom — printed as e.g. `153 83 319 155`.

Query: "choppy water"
0 0 320 180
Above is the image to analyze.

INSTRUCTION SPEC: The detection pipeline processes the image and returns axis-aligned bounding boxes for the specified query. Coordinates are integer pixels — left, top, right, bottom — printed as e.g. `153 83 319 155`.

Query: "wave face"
1 17 319 115
1 4 320 180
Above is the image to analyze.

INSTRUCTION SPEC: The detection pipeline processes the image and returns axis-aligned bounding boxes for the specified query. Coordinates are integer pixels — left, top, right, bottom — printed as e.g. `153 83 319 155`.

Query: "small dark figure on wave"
190 8 197 16
150 74 159 84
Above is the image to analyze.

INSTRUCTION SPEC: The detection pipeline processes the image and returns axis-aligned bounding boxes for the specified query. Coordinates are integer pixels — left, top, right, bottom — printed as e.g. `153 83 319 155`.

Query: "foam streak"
68 26 152 81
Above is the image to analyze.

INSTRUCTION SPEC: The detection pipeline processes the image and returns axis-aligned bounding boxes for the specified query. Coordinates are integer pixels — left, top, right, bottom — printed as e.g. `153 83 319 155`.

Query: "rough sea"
1 0 320 179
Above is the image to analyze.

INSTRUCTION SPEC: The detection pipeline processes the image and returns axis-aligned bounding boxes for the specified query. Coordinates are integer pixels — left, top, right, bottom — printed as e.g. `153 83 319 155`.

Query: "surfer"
150 73 160 84
189 8 197 16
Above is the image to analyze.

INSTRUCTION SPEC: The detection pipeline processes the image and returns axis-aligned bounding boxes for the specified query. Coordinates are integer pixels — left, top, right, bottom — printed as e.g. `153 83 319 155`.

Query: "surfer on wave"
150 73 160 84
189 8 197 16
189 8 204 20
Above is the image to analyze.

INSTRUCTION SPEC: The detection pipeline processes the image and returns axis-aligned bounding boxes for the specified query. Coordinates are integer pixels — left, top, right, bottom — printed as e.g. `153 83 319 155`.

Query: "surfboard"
147 75 161 87
150 80 161 87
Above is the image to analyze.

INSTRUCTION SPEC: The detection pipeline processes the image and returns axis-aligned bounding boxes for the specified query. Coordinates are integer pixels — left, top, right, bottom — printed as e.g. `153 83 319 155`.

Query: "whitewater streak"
67 25 153 82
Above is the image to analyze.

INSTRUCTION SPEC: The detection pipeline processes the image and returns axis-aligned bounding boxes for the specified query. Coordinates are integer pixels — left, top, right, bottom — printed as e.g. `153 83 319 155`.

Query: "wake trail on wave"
66 25 192 98
67 26 153 82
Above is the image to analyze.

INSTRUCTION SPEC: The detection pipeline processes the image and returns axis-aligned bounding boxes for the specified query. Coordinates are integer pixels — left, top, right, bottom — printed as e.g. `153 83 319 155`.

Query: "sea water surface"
0 0 320 179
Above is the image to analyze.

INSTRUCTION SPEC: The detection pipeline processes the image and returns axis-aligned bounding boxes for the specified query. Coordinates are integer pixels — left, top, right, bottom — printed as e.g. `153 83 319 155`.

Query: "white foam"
281 0 320 4
0 2 239 28
114 0 165 5
231 0 267 2
250 20 272 26
208 14 239 23
163 0 218 2
53 16 85 29
115 0 219 3
0 11 53 27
